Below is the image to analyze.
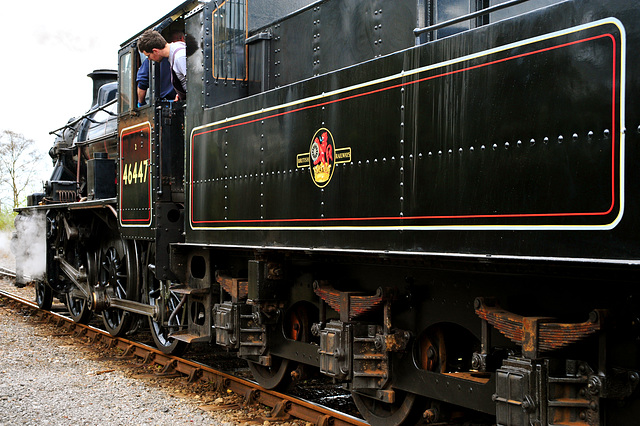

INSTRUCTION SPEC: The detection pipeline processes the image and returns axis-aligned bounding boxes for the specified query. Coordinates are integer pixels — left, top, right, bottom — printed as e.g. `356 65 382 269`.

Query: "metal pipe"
414 0 531 37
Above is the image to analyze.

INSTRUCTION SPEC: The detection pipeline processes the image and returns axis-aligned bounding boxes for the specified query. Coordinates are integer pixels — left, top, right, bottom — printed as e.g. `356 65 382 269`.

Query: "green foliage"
0 208 17 231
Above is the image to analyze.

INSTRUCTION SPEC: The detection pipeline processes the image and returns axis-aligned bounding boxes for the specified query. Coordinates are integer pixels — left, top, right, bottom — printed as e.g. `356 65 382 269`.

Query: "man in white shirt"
138 29 187 101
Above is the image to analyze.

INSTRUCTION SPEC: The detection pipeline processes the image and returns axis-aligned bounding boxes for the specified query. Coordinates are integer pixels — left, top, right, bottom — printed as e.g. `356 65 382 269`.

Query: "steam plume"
11 210 46 285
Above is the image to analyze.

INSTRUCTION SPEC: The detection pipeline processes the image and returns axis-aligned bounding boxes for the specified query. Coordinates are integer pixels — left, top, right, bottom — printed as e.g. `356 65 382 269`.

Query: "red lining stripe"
190 33 619 226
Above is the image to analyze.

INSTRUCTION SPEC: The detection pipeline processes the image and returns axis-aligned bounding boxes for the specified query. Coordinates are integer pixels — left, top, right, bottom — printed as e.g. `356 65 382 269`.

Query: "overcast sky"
1 0 183 184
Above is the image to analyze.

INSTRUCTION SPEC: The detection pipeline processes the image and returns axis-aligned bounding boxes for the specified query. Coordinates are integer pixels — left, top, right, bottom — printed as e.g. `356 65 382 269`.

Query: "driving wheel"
66 250 96 324
99 238 139 336
35 280 53 310
145 243 187 355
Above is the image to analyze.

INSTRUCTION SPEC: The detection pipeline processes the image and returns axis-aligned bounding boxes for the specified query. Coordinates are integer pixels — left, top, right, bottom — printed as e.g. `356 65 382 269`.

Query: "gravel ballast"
0 278 307 426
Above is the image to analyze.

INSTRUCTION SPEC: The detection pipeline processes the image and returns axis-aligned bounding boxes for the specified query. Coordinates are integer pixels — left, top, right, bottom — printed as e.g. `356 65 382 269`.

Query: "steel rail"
0 267 16 279
0 288 368 426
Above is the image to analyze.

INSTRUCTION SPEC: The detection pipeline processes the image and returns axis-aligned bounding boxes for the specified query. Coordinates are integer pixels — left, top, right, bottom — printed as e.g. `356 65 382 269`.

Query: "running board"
169 331 209 343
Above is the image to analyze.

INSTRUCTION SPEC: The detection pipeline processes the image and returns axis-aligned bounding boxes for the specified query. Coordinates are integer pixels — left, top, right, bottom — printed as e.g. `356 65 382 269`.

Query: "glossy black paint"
269 0 416 89
185 0 637 263
16 0 640 422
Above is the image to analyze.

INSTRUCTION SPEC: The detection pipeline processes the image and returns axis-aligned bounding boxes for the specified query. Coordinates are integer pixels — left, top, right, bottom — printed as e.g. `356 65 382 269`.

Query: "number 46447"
122 160 149 185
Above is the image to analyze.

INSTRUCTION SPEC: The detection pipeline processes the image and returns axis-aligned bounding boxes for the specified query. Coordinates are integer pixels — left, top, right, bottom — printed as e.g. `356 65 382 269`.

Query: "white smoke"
0 231 15 269
11 210 46 282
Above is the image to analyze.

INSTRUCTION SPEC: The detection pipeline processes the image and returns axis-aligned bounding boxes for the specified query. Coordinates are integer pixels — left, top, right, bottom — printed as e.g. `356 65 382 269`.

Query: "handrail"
414 0 531 37
49 98 117 137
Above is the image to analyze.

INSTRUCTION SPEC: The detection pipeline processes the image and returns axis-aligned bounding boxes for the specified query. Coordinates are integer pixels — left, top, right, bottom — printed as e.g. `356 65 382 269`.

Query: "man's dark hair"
138 29 167 53
167 31 185 43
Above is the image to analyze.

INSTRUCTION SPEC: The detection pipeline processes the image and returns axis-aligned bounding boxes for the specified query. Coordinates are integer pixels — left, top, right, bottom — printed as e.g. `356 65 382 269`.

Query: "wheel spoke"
145 243 187 355
65 249 95 324
98 240 138 337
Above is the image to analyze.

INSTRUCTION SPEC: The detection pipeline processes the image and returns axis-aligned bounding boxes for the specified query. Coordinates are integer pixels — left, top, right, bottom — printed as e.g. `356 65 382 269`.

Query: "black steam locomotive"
15 0 640 424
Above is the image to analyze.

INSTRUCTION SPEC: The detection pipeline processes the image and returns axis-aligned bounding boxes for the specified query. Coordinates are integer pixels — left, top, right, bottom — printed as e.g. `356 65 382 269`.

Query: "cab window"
423 0 562 42
212 0 247 81
204 0 249 107
488 0 560 23
435 0 471 39
119 52 133 113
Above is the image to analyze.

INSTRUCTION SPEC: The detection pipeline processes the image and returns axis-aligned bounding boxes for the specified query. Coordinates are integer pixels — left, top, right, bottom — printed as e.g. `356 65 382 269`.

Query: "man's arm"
137 87 147 104
136 59 150 106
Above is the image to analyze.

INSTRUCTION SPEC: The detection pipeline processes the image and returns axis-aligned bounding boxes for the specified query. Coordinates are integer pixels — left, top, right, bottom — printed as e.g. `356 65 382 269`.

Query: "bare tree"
0 130 44 209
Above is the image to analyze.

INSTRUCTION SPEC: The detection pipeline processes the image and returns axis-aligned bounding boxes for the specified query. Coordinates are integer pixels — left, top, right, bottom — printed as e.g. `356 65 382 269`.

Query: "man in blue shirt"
136 57 175 107
136 31 183 106
138 29 187 101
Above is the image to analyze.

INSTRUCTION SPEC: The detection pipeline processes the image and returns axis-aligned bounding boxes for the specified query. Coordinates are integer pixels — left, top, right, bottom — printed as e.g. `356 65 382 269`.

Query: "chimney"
87 69 118 108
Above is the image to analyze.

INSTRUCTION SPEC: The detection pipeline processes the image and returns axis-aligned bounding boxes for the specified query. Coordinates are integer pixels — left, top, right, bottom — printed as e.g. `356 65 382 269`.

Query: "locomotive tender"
15 0 640 424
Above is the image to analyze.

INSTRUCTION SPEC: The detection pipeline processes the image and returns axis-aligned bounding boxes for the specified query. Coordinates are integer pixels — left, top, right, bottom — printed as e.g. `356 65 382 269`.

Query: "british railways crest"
297 128 351 188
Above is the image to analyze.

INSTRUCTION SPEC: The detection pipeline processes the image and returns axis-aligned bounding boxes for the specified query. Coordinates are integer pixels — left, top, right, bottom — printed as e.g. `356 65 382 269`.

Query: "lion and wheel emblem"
297 128 351 188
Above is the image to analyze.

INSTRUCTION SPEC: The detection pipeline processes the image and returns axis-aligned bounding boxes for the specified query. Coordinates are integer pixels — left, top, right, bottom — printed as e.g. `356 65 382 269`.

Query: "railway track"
0 266 16 279
0 273 368 426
